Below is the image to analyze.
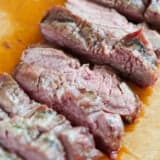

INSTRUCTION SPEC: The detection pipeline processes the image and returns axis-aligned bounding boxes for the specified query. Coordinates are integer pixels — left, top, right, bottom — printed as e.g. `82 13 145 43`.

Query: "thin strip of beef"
14 62 124 158
40 1 158 87
21 47 140 122
145 0 160 27
0 146 23 160
87 0 160 58
65 0 158 86
0 73 102 160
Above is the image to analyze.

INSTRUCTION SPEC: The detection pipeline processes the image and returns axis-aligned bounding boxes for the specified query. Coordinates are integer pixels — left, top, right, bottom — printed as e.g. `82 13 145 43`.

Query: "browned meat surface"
40 0 158 87
0 73 102 160
145 0 160 27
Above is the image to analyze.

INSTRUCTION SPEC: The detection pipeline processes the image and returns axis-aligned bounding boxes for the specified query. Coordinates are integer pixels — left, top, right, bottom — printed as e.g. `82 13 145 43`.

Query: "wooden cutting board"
0 1 159 160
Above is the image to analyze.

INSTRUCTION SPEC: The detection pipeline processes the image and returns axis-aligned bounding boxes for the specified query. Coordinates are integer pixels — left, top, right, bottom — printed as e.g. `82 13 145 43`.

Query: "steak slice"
0 147 22 160
59 127 102 160
21 47 140 122
0 119 66 160
110 29 158 86
145 0 160 27
40 0 158 87
14 62 124 158
0 73 40 117
0 73 102 160
29 107 103 160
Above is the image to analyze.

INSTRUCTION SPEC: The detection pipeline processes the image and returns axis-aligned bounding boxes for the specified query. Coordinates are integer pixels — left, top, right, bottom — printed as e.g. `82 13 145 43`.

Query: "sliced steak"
145 0 160 27
21 47 140 122
29 106 103 160
0 146 23 160
14 61 124 158
68 0 160 61
0 119 66 160
0 73 102 160
40 0 158 87
0 73 40 117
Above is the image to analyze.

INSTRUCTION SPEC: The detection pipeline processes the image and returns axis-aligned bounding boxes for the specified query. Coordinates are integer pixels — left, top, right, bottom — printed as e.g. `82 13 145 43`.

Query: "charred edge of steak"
40 4 158 87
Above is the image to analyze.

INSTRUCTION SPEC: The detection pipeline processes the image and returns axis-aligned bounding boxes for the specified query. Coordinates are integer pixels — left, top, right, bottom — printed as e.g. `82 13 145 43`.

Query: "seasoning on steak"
145 0 160 27
0 73 103 160
0 146 22 160
21 47 140 122
40 0 158 87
